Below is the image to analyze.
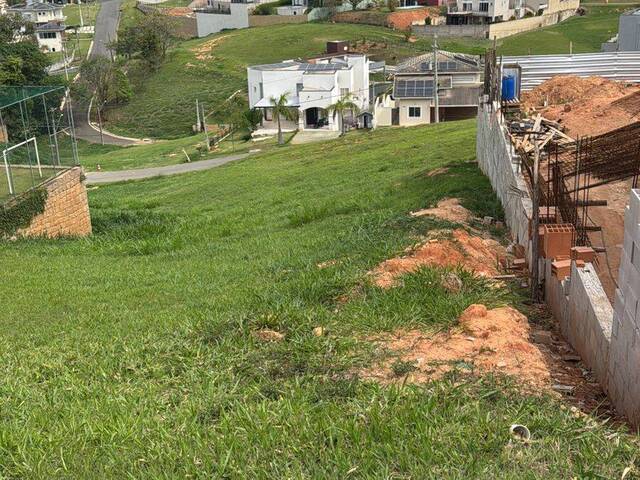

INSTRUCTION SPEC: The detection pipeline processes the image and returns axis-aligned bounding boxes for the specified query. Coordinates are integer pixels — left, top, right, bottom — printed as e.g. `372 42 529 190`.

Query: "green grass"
104 23 486 139
76 131 296 171
63 1 100 27
496 4 639 55
1 120 638 477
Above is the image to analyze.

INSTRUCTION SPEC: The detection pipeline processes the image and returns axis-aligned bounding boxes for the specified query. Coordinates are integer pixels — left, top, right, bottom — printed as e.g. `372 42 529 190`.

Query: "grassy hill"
104 23 486 139
496 4 637 55
1 121 638 477
105 3 631 140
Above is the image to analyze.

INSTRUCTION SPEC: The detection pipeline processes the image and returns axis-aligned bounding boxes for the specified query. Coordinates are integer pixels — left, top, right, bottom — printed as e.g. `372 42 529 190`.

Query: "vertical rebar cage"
0 85 79 203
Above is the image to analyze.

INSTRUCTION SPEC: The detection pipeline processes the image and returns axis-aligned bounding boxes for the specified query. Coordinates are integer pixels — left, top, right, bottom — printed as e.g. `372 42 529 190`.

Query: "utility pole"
200 102 210 151
78 0 84 28
433 34 439 124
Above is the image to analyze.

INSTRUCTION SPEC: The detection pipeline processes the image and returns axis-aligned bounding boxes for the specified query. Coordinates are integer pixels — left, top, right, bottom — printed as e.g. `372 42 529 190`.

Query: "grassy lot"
1 121 638 477
63 1 100 27
105 23 485 139
76 131 296 171
496 4 639 55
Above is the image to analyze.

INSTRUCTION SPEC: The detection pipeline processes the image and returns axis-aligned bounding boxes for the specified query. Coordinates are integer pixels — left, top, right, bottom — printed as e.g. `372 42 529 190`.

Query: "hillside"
1 121 638 477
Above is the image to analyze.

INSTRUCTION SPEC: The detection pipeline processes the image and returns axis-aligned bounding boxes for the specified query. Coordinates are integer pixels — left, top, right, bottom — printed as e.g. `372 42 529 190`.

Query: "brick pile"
17 167 92 238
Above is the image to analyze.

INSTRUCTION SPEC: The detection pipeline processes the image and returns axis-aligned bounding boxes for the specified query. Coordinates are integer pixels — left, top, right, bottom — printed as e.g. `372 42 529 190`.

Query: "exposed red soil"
522 76 640 137
361 305 608 412
524 76 640 301
369 228 504 288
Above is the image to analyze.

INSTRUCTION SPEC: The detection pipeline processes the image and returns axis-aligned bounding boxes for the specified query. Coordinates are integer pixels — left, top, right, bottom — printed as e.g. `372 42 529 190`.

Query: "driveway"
85 153 249 184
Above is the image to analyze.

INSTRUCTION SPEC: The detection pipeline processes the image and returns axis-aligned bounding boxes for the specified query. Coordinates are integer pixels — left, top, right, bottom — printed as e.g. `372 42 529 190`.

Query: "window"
39 32 57 39
462 2 472 10
259 82 264 99
264 108 272 121
340 88 350 98
479 2 489 11
408 107 421 118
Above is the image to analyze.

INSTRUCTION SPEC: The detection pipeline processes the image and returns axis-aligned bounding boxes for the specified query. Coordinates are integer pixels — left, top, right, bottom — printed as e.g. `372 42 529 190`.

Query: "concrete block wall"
17 167 92 238
545 260 613 388
608 189 640 425
476 103 533 265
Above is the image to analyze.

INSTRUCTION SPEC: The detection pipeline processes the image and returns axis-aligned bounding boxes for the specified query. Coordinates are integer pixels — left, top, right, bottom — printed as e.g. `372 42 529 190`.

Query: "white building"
7 0 65 25
447 0 520 24
247 54 370 133
35 21 65 52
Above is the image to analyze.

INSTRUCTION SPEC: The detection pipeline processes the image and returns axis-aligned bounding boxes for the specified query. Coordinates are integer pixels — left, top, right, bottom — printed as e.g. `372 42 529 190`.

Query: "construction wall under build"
476 103 640 425
609 189 640 425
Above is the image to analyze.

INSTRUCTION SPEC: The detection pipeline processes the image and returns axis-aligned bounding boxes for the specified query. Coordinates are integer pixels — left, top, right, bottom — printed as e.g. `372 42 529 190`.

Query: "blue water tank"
502 75 516 101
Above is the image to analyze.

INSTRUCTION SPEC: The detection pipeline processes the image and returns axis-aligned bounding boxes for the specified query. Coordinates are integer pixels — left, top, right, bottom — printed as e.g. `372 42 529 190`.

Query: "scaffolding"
0 85 79 203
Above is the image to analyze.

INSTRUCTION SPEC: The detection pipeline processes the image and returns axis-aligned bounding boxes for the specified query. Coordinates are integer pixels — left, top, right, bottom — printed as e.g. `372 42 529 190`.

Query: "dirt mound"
522 76 640 137
362 305 553 387
163 7 193 16
410 198 471 224
370 229 504 288
361 305 606 411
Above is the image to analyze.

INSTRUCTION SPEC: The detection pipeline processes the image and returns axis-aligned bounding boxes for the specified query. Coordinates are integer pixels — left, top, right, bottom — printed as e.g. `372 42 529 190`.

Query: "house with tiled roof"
374 51 482 127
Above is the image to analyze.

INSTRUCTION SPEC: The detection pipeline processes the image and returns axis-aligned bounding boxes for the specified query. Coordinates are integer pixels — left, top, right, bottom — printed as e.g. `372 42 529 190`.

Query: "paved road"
72 0 142 147
85 153 249 184
91 0 120 60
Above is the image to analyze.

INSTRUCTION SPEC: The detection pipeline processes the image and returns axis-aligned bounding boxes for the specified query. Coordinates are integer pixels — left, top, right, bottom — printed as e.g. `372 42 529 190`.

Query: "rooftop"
396 51 481 74
250 61 351 73
8 2 61 11
36 21 65 32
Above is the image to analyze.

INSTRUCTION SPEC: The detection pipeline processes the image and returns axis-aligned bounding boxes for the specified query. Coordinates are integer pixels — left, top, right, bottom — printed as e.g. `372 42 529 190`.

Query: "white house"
7 0 65 25
247 54 370 134
447 0 521 24
35 21 65 52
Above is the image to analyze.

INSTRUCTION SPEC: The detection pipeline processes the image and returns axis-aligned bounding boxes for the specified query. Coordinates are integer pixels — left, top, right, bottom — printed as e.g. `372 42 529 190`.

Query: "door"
391 108 400 126
305 108 318 127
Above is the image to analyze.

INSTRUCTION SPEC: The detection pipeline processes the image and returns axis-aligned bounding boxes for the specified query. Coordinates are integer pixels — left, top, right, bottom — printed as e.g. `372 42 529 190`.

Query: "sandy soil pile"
522 76 640 137
191 35 229 60
410 198 471 224
369 228 504 288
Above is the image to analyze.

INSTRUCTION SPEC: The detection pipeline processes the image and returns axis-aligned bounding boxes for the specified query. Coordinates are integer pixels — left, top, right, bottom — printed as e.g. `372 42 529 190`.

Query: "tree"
0 13 34 43
111 13 175 70
75 58 132 143
327 93 360 136
0 14 49 86
269 93 295 145
348 0 360 11
243 108 263 132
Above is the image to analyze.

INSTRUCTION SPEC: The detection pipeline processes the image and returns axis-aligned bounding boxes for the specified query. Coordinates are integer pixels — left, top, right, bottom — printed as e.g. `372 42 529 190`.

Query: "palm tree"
269 93 295 145
327 93 360 136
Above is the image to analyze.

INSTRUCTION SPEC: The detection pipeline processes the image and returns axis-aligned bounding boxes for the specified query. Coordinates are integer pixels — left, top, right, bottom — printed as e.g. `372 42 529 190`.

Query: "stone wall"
609 189 640 425
413 23 489 38
17 167 92 238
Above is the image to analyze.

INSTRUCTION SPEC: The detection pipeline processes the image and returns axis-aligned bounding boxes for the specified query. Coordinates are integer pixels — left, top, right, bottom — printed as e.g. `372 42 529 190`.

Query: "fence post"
3 151 14 196
34 138 43 178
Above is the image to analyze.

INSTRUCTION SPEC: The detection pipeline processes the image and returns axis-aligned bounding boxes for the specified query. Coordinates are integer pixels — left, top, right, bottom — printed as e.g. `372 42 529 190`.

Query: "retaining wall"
413 6 576 39
248 14 308 27
609 189 640 425
16 167 92 238
545 260 612 389
476 103 533 264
